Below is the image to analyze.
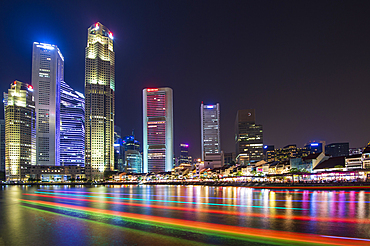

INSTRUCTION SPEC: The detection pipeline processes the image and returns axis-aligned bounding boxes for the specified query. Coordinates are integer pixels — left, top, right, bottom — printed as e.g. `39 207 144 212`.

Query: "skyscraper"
85 22 115 179
179 143 189 165
143 88 173 173
114 125 125 172
4 81 36 181
60 81 85 166
235 109 263 165
32 42 64 166
0 120 5 174
201 102 220 160
122 131 142 173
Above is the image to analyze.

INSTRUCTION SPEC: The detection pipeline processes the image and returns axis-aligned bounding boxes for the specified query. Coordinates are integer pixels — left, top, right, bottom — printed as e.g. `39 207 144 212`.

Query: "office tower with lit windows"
325 143 349 157
125 150 142 173
114 125 124 171
143 87 173 173
4 81 36 181
179 143 189 164
32 42 64 166
201 102 220 160
85 22 115 179
122 131 142 173
0 120 5 174
60 81 85 166
235 109 263 164
304 141 325 155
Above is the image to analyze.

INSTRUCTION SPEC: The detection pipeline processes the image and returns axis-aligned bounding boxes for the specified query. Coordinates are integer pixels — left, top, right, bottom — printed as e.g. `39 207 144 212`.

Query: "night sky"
1 0 370 158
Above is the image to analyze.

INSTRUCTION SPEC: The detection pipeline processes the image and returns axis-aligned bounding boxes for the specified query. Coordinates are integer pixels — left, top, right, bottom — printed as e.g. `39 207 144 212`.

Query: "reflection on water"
1 185 370 245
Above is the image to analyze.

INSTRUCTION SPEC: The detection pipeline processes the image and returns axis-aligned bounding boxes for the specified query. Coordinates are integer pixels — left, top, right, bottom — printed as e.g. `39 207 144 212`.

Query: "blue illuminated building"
304 141 325 155
114 126 125 172
123 131 142 173
60 81 85 166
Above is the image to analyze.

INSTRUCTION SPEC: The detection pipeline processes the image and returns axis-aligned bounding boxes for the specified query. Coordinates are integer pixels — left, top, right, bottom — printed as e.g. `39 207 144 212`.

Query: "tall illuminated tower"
235 109 263 164
85 22 115 179
201 102 220 160
60 81 85 166
143 88 173 173
32 42 64 166
4 81 36 181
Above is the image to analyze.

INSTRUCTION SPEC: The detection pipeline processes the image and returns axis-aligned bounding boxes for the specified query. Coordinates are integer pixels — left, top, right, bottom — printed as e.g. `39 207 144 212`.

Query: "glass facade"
4 81 36 181
85 22 115 179
235 109 263 164
201 103 220 160
114 126 124 172
179 143 189 164
32 42 64 166
143 88 173 173
325 143 349 157
125 150 142 173
0 120 5 173
60 81 85 166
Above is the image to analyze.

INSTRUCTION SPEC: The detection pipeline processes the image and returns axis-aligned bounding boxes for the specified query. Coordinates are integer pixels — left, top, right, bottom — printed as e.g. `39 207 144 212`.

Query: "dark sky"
1 0 370 158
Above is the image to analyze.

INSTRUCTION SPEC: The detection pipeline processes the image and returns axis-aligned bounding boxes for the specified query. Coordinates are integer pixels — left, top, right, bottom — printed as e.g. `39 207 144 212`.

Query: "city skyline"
1 1 370 159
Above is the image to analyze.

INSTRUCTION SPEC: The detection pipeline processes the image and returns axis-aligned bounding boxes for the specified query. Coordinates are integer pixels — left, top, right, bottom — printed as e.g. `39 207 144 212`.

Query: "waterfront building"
235 109 263 165
290 152 329 173
25 165 85 181
274 144 309 161
4 81 36 181
85 22 115 179
143 87 173 173
201 102 220 160
313 156 346 173
0 120 5 173
349 147 363 156
60 81 85 166
345 154 363 170
325 143 349 157
32 42 64 166
204 152 224 169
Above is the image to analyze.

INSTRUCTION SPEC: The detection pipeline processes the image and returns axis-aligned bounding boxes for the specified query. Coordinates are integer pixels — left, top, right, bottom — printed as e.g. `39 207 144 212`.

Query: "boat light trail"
35 189 370 203
34 191 307 210
24 193 370 224
20 199 370 246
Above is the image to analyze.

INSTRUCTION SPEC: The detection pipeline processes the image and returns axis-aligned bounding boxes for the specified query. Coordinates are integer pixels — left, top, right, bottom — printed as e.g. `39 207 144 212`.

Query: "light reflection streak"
20 199 370 246
19 205 207 245
24 193 370 224
36 189 370 203
34 191 306 210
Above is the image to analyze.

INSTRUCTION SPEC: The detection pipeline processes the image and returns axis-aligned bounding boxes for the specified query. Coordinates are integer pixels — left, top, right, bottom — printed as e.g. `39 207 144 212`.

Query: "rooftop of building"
314 156 345 170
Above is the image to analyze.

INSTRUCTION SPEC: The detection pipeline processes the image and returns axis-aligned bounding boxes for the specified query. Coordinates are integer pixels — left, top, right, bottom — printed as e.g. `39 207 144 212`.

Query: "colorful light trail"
35 189 370 203
20 199 370 246
34 191 307 210
24 193 370 224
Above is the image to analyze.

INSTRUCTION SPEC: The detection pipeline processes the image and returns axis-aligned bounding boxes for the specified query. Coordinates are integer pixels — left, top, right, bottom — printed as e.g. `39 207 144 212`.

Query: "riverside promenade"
2 180 370 190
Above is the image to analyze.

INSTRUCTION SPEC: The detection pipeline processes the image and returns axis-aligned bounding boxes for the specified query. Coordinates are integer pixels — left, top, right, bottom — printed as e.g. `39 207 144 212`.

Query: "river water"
0 185 370 245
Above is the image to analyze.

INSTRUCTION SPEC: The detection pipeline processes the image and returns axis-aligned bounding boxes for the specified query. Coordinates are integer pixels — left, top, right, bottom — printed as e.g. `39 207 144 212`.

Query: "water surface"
1 185 370 245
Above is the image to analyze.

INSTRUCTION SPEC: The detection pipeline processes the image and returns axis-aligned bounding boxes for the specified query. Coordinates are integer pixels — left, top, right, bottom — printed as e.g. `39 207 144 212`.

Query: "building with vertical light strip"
85 22 115 179
60 81 85 166
4 81 36 181
201 102 220 160
143 88 173 173
32 42 63 166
